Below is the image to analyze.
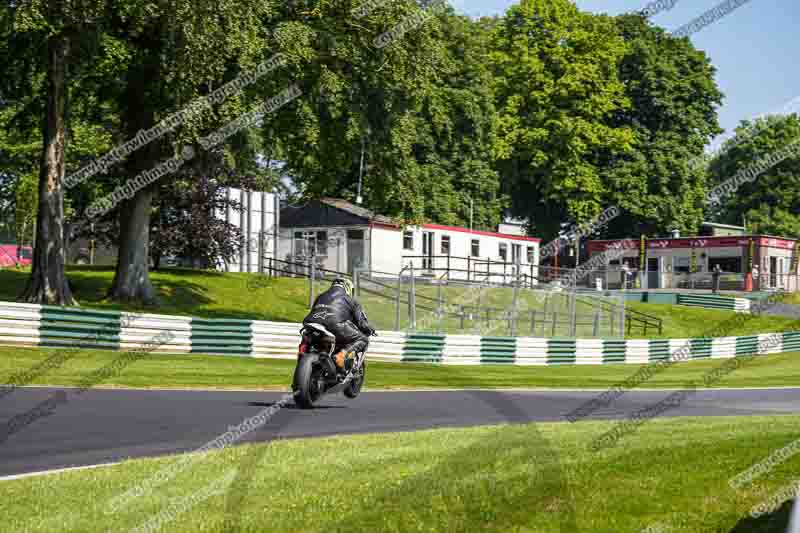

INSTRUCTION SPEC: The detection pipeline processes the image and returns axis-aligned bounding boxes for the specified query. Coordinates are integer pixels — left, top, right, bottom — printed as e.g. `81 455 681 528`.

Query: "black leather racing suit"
303 286 375 355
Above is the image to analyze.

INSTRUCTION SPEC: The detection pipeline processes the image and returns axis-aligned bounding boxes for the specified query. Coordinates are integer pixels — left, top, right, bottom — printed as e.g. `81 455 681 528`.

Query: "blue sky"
450 0 798 150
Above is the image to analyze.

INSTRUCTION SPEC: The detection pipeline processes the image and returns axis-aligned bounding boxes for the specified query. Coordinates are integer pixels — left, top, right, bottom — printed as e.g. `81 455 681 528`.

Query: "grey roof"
279 198 399 228
319 198 398 227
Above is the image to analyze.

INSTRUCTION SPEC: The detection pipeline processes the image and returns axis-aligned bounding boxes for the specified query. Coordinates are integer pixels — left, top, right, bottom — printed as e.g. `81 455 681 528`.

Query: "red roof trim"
370 222 402 232
422 223 541 243
588 235 799 252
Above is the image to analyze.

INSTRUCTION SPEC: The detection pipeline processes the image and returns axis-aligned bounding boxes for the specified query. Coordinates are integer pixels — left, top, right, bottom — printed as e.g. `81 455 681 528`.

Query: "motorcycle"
292 323 370 409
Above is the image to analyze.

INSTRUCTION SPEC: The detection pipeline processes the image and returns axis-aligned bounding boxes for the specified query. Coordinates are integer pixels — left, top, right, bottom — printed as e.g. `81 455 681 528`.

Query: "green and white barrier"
676 294 751 313
0 302 795 366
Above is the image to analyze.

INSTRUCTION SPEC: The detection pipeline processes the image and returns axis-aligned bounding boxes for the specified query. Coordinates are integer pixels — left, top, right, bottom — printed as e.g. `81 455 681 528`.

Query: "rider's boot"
335 350 347 371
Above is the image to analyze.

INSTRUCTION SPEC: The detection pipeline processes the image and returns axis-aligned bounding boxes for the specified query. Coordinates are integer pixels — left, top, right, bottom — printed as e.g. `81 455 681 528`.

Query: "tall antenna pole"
357 137 365 205
469 197 474 233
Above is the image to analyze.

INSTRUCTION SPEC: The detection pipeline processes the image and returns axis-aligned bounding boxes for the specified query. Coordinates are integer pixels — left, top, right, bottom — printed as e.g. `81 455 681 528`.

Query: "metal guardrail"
575 295 663 336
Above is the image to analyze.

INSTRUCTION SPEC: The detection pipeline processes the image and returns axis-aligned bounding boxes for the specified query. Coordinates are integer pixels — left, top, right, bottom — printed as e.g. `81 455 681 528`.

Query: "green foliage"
490 0 634 239
266 1 506 228
600 14 724 238
708 114 800 238
13 171 37 246
2 0 741 282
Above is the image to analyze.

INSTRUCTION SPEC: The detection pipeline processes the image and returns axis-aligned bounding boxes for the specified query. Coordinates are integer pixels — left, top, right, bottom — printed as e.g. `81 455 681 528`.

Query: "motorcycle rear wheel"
294 355 325 409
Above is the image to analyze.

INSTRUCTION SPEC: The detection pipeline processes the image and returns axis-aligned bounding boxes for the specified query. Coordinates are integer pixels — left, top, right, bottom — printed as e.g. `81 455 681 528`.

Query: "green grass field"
2 345 799 390
1 266 797 340
1 415 798 532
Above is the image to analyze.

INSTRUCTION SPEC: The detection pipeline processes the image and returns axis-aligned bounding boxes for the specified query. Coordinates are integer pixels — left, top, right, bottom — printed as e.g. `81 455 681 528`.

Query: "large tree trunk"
108 187 157 303
107 56 160 304
20 34 76 306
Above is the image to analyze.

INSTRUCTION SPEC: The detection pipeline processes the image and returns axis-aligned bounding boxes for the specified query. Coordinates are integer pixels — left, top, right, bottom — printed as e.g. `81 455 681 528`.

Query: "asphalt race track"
2 386 800 477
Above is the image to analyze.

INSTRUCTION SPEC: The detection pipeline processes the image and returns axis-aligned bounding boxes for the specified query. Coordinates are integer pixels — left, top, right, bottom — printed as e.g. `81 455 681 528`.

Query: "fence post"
409 262 417 330
610 306 614 336
437 280 444 333
569 290 577 337
592 311 600 337
620 296 626 338
551 311 557 336
395 269 402 331
460 305 465 330
531 310 537 336
309 256 316 309
511 264 520 337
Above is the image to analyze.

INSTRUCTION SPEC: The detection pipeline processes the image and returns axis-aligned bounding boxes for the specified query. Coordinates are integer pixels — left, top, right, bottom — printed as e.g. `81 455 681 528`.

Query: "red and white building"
588 234 800 291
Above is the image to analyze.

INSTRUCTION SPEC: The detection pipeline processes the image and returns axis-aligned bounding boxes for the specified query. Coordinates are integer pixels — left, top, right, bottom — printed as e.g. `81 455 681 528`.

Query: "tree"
707 114 800 238
97 0 275 303
9 0 107 305
489 0 634 241
150 152 260 270
268 1 506 226
599 14 723 238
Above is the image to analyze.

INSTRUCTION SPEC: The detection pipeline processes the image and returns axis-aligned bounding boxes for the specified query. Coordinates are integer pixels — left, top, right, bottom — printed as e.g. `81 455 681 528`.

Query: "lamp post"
469 197 474 233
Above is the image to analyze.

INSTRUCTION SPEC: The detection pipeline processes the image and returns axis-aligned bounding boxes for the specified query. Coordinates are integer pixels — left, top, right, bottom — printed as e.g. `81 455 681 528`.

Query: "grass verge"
0 266 797 339
1 415 798 532
2 345 799 390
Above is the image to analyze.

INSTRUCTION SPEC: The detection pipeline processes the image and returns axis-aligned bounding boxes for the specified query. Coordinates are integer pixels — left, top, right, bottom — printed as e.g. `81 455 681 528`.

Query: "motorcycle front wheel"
293 355 325 409
344 360 366 399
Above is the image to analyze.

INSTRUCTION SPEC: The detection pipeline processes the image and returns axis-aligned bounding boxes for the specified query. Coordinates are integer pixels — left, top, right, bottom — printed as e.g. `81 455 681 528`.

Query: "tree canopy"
9 0 794 305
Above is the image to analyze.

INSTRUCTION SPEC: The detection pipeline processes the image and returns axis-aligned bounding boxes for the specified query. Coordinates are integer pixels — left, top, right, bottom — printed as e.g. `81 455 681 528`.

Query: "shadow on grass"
730 499 794 533
0 268 28 301
65 271 215 312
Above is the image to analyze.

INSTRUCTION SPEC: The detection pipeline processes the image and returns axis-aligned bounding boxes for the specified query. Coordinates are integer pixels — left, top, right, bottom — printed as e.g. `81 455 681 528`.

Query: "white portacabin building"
277 198 540 284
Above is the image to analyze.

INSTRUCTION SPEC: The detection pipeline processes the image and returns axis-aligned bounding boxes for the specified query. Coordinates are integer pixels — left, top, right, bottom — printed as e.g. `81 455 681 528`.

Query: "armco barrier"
676 294 751 313
0 302 795 365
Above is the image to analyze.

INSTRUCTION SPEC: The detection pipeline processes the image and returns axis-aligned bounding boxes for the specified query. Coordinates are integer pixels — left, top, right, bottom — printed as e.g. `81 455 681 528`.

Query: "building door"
648 258 660 289
770 256 778 288
422 232 434 271
511 243 522 276
347 230 366 275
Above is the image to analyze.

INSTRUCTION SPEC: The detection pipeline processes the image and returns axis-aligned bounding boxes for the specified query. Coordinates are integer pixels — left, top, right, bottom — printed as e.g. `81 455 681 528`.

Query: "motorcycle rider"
302 277 376 372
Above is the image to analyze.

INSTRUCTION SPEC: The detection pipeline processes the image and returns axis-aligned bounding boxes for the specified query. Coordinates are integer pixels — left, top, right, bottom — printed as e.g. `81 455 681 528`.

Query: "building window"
403 231 414 251
316 231 328 256
512 243 521 264
708 256 742 273
293 231 328 256
441 236 451 255
294 231 307 256
471 239 480 257
499 243 508 261
527 246 535 264
674 256 690 273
